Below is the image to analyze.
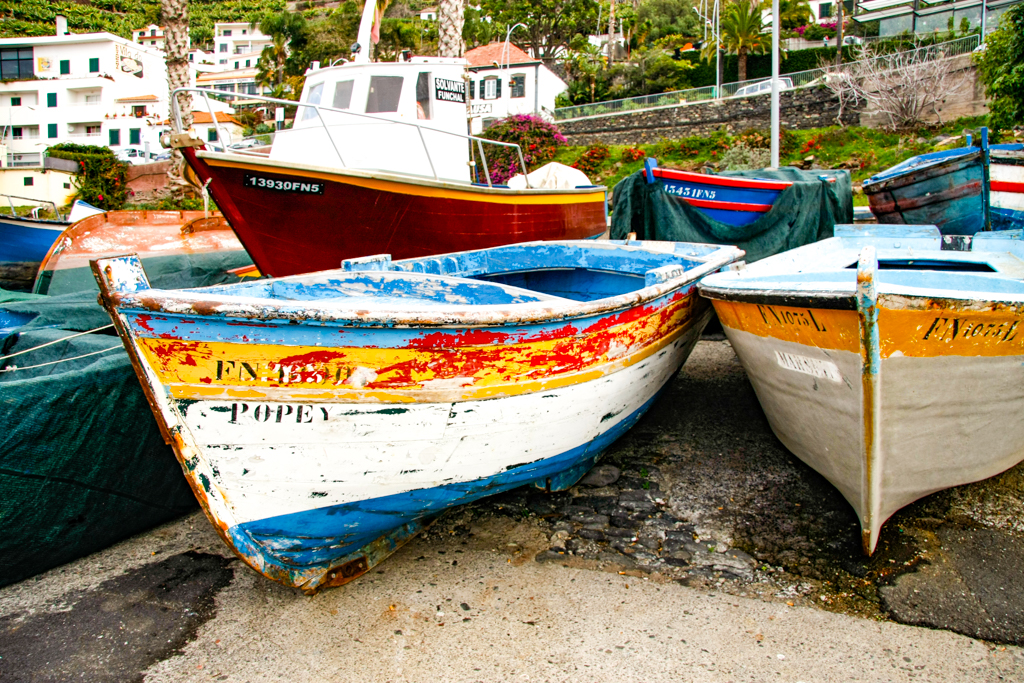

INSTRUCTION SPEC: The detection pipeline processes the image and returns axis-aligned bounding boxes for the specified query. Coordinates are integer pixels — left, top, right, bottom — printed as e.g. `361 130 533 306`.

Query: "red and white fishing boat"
166 5 606 278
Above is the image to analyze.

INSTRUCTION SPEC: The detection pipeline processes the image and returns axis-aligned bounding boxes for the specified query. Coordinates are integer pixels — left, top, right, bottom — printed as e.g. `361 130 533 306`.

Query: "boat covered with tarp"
0 243 255 587
610 166 852 263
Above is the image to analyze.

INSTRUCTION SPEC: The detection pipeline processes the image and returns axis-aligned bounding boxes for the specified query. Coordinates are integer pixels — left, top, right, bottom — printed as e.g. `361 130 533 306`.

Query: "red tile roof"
464 42 539 68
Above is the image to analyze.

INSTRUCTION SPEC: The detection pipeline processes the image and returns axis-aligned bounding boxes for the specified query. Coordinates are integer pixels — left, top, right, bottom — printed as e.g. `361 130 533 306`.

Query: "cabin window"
510 73 526 98
483 77 500 100
301 81 324 121
366 75 403 113
332 80 354 109
416 72 431 120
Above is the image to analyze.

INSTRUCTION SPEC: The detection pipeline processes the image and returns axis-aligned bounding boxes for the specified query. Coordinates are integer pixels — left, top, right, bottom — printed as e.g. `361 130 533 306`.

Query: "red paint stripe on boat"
991 180 1024 194
683 197 774 213
652 167 792 190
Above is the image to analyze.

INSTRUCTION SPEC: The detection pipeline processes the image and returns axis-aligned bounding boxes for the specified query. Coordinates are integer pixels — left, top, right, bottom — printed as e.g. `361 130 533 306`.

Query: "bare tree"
820 42 974 130
438 0 465 57
162 0 193 192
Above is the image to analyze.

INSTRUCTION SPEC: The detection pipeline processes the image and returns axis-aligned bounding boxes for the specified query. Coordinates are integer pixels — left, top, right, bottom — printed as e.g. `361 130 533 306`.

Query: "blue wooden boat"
699 224 1024 554
0 199 103 264
94 239 743 593
643 158 792 226
862 131 1024 235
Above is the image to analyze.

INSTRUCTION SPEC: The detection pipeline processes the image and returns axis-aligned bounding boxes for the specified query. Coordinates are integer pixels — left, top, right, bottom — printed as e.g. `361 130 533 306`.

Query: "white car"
731 77 794 98
115 147 160 165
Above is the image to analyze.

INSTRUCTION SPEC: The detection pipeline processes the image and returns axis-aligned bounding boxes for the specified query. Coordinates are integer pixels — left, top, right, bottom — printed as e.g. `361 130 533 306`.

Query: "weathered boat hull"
182 148 608 278
95 240 740 592
699 225 1024 553
712 298 1024 554
862 148 985 235
34 210 252 295
0 214 68 264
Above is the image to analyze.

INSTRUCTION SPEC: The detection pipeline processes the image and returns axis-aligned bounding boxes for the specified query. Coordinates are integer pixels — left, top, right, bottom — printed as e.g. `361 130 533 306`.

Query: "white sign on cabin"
433 77 465 103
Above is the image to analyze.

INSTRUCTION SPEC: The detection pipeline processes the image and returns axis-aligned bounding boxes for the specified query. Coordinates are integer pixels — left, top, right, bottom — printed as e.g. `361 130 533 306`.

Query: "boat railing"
554 33 981 121
0 193 63 222
171 87 535 189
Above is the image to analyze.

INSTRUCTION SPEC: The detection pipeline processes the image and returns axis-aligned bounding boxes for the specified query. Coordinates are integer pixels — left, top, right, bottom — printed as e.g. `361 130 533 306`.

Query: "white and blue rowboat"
991 147 1024 229
643 158 792 227
93 239 743 593
699 224 1024 554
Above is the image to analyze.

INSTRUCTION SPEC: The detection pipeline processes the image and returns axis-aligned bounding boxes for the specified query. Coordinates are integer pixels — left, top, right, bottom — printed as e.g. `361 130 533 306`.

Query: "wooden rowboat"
35 210 253 296
94 239 742 592
699 224 1024 554
643 158 793 226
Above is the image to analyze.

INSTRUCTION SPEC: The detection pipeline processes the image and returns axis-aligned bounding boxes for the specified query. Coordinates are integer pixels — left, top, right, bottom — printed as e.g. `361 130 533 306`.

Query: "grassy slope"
552 116 999 205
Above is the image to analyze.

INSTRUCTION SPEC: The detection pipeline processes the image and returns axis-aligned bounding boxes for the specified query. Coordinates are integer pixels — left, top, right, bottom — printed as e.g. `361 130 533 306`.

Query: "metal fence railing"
553 33 981 121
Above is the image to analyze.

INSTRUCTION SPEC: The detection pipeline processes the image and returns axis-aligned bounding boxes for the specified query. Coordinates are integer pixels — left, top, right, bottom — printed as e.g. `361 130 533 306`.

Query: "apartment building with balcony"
214 22 272 69
0 19 176 167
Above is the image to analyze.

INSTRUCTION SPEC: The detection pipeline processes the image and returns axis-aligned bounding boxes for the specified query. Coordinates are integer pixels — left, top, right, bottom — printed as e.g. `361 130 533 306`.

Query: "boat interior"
136 241 733 307
707 225 1024 299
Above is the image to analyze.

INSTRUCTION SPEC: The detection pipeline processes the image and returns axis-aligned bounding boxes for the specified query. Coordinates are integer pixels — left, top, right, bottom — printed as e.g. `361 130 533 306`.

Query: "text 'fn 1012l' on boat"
93 239 742 592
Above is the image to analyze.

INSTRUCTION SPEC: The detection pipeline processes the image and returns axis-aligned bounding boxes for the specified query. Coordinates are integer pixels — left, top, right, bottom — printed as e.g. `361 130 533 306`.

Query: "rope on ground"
0 324 115 362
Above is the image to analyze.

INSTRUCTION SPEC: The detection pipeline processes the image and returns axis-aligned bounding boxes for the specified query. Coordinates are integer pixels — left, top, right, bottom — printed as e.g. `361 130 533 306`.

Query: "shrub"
621 146 646 162
478 114 568 185
572 143 611 177
719 143 771 171
47 143 129 210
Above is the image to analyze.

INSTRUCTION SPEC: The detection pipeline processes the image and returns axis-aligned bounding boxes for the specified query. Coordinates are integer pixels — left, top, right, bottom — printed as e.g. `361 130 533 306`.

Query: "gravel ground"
1 337 1022 682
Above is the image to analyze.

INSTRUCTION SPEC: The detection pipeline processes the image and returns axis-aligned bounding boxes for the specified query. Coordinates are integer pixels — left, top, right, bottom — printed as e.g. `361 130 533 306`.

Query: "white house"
464 42 568 134
213 22 272 69
420 7 438 21
132 24 169 50
0 18 177 167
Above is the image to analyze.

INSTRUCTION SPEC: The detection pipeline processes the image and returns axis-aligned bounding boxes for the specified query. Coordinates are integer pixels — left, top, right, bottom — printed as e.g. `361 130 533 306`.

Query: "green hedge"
48 143 129 210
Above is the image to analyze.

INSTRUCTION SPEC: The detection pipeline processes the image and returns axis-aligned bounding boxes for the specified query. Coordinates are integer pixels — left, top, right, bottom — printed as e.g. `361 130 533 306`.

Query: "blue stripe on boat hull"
698 207 769 226
227 383 669 572
0 217 66 263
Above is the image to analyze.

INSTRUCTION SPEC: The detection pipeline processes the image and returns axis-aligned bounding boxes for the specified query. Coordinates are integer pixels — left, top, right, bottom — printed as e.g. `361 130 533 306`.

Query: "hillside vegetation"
0 0 286 47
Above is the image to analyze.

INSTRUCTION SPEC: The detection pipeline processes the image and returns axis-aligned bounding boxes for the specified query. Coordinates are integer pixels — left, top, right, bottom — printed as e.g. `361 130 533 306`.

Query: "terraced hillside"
0 0 286 47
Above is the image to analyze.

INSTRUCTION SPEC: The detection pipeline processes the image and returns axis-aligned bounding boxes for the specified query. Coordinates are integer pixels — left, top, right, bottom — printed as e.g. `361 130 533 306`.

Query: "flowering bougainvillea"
48 143 129 210
477 114 568 185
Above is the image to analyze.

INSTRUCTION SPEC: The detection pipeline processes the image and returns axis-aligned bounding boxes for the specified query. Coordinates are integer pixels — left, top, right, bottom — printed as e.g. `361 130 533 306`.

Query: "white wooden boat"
95 239 742 592
699 225 1024 554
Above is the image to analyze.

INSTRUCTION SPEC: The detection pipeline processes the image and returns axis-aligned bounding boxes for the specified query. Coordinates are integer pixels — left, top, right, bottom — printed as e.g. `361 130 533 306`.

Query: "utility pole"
770 0 780 168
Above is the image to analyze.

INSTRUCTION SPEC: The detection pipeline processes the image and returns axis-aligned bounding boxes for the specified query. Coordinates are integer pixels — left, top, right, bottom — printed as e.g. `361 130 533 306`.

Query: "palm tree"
256 35 289 92
438 0 465 57
161 0 191 192
721 0 770 82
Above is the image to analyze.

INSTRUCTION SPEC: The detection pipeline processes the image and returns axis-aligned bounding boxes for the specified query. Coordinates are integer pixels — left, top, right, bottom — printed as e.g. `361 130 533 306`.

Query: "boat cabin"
270 58 473 183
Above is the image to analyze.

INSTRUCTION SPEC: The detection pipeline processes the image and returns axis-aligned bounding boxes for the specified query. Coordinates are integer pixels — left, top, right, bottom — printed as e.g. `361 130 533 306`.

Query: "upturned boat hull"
182 148 608 278
700 225 1024 553
95 240 741 592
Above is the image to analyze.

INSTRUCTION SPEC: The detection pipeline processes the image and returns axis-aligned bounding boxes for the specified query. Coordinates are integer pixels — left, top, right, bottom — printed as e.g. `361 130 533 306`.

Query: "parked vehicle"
115 147 160 165
731 77 793 98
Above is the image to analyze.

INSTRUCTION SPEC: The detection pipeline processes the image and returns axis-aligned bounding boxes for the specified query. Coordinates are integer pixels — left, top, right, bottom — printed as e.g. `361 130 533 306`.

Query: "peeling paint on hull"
700 224 1024 554
95 239 742 592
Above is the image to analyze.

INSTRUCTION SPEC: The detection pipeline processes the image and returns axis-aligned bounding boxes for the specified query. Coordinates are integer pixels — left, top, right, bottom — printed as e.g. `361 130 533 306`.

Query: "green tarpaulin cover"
610 167 853 263
0 253 256 587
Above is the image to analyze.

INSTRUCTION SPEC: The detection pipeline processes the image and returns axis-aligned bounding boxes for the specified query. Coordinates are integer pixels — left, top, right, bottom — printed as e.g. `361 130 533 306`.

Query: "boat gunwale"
862 148 981 192
196 150 608 198
100 244 742 328
649 166 793 191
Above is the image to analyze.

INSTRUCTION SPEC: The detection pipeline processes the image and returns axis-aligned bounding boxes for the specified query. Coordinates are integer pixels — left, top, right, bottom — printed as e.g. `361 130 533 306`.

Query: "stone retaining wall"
126 160 171 195
558 87 857 145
